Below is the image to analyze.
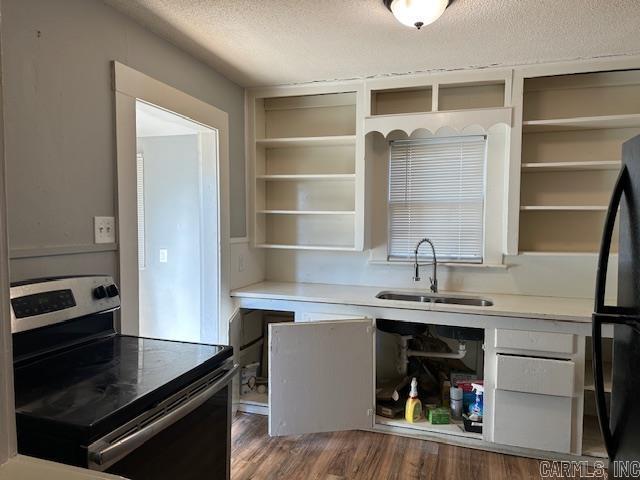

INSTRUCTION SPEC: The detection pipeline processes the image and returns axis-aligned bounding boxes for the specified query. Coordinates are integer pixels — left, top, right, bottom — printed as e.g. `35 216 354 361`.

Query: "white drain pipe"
397 335 467 375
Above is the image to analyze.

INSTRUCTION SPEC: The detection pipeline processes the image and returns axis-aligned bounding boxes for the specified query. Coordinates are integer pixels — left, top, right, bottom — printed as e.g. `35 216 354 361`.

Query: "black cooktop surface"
14 335 231 437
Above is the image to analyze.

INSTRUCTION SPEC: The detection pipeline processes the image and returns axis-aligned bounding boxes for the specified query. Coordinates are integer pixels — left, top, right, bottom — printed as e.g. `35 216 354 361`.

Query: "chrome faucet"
413 238 438 293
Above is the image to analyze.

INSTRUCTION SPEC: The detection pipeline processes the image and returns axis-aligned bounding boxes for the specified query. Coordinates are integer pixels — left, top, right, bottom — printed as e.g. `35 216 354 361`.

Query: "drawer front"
496 354 574 397
495 329 574 354
493 390 572 453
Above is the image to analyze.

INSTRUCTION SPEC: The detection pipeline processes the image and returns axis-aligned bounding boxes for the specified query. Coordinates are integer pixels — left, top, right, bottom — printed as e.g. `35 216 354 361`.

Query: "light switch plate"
94 216 116 244
159 249 168 263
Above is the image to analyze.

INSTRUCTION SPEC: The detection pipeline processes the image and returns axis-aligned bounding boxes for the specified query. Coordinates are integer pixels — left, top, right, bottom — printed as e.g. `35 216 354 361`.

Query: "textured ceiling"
104 0 640 87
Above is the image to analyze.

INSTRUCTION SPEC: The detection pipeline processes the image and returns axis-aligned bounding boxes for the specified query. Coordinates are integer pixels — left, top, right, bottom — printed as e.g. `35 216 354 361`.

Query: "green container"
428 407 450 425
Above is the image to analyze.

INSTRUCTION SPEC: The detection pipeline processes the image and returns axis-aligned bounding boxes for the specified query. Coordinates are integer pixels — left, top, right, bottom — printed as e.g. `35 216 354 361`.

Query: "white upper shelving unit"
519 69 640 254
250 89 364 251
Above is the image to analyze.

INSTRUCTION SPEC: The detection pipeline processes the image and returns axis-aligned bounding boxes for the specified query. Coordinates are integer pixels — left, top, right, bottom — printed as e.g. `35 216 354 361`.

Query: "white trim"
0 15 16 459
364 107 512 136
113 61 231 344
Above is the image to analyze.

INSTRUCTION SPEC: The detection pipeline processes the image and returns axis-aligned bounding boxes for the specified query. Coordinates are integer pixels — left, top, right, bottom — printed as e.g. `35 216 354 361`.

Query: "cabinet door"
269 318 374 436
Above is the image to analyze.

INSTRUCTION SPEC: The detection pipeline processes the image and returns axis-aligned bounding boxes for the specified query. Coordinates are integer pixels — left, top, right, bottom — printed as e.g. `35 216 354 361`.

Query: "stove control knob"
93 285 107 300
106 284 119 298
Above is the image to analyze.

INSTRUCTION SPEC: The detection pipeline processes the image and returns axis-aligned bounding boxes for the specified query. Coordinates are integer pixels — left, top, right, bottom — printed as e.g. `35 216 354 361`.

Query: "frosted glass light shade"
389 0 449 29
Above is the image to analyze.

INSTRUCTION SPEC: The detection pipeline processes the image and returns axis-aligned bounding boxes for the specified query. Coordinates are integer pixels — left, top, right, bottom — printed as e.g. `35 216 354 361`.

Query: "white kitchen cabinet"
496 354 575 397
268 318 374 436
495 329 575 354
494 390 573 453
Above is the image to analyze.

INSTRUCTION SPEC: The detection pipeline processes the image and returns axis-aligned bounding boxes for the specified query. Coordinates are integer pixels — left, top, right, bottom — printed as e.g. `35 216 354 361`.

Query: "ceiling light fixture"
384 0 452 30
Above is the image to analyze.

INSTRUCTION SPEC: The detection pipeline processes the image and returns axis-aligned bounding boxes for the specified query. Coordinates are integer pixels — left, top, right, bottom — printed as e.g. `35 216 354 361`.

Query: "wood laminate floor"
231 413 604 480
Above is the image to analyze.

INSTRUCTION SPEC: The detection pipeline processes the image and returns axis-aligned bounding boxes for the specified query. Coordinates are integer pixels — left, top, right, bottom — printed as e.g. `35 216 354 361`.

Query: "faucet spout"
413 238 438 294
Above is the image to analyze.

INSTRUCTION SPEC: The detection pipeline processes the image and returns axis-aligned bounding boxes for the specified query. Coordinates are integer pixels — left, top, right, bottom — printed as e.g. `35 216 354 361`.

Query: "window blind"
136 153 146 270
388 136 486 263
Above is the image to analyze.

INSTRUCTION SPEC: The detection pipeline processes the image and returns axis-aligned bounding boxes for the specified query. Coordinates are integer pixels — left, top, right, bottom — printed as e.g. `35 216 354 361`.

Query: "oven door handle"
88 363 238 470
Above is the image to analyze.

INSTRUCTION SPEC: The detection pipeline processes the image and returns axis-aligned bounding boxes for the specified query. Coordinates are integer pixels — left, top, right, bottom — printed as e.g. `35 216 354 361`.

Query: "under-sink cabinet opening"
236 310 294 415
375 319 485 441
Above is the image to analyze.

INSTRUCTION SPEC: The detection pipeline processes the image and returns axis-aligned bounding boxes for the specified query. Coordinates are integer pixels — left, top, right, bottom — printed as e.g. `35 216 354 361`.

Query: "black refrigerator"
593 134 640 477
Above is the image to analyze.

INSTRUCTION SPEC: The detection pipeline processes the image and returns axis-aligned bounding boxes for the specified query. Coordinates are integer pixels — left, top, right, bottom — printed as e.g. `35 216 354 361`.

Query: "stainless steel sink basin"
376 291 493 307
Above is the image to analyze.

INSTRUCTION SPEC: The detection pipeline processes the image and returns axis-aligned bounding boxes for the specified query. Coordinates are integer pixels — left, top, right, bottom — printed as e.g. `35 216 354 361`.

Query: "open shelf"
239 391 268 407
371 86 432 116
523 70 640 121
519 209 616 254
521 161 621 172
582 415 607 458
518 251 615 257
584 361 612 393
256 174 355 181
438 81 505 112
520 205 608 211
376 416 482 441
518 70 639 254
256 243 357 251
253 90 361 251
258 210 355 215
256 135 356 148
523 113 640 132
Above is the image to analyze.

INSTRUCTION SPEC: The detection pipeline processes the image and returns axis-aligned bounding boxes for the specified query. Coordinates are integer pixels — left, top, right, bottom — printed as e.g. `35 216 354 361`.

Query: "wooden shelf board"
256 243 357 251
239 391 268 407
584 361 612 393
518 251 614 257
256 135 356 148
256 174 356 181
257 210 356 215
523 113 640 132
520 205 608 211
375 416 482 441
521 161 621 172
582 415 608 458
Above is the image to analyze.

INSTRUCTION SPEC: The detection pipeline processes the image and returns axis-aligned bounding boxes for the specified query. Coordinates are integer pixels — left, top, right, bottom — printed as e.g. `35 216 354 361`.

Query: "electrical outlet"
94 216 116 244
238 254 245 272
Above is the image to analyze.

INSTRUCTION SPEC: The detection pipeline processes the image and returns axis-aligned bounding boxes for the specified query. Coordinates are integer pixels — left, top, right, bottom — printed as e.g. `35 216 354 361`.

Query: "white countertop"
0 455 126 480
231 281 594 323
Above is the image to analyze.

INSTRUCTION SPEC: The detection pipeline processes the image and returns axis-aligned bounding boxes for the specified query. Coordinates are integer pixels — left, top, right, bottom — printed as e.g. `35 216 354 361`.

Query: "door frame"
113 61 232 344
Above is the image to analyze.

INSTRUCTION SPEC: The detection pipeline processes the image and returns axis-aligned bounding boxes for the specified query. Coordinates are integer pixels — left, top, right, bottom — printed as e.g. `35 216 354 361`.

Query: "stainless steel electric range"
10 275 237 480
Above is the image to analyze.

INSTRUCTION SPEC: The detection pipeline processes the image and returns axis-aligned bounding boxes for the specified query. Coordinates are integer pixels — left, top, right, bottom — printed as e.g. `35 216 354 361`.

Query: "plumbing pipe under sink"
397 335 467 375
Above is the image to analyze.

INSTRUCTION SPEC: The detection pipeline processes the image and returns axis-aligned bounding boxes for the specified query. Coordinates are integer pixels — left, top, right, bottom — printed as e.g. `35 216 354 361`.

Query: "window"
388 136 487 263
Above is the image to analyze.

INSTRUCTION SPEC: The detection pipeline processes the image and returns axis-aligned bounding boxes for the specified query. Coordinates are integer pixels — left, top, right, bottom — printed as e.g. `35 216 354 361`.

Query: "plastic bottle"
469 383 484 421
405 377 422 423
450 386 463 420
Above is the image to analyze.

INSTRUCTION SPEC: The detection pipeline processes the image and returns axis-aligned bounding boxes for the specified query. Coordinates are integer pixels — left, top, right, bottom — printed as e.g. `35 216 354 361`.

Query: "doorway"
114 62 231 345
135 100 218 343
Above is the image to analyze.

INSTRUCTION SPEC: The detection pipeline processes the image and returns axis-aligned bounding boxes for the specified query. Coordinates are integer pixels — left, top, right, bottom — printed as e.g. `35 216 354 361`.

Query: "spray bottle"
405 377 422 423
469 383 484 421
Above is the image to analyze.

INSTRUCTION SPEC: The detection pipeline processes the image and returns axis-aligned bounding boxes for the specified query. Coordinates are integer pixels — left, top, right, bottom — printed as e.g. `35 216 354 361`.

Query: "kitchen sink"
376 291 493 307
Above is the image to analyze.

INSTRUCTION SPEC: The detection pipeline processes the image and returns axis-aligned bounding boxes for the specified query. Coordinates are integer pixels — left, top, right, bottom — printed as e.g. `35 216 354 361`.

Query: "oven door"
88 362 238 480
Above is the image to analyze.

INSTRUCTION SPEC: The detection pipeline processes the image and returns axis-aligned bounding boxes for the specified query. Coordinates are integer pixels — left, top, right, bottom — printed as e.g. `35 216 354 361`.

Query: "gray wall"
2 0 246 282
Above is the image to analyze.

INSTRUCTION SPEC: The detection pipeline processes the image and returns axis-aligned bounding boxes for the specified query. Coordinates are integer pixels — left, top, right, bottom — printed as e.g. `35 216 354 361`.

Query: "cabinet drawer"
495 329 574 354
494 390 572 453
496 354 574 397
